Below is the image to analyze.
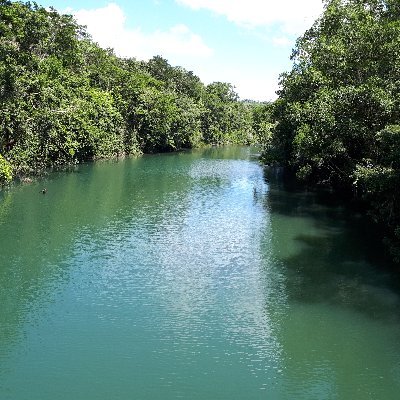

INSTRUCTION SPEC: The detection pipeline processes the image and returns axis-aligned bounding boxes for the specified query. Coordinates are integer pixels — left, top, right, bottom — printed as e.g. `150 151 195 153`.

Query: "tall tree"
0 1 255 181
263 0 400 260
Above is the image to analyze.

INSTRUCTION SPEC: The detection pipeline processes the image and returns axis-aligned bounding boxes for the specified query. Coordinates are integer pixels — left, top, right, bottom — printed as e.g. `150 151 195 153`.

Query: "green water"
0 146 399 399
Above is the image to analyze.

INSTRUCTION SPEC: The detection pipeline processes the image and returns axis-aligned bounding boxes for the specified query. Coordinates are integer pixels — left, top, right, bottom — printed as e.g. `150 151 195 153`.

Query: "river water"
0 146 399 399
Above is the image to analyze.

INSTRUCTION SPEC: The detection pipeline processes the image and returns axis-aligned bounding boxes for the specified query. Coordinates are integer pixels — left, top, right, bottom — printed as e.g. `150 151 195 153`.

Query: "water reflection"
0 148 400 399
264 167 400 398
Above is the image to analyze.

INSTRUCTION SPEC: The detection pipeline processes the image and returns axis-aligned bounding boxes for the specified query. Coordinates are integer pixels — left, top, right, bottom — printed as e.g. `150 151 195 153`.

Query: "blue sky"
37 0 324 101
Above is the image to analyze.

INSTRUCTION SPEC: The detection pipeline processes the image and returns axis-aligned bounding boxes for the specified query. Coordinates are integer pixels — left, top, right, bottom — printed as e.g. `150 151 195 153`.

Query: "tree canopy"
0 1 256 183
262 0 400 261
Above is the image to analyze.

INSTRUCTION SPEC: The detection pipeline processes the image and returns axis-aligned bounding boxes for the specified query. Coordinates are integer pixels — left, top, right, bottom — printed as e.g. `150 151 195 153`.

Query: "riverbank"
1 2 258 185
259 0 400 264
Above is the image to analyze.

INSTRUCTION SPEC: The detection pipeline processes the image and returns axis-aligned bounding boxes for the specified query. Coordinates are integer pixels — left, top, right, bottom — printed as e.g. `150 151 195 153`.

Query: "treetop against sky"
36 0 324 101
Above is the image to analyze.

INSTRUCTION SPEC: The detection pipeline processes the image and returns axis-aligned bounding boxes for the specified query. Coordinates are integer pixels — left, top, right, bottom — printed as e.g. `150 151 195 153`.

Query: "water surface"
0 147 399 399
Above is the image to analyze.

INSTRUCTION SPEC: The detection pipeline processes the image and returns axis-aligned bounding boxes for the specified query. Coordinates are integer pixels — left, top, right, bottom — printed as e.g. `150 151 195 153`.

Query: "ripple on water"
1 148 400 400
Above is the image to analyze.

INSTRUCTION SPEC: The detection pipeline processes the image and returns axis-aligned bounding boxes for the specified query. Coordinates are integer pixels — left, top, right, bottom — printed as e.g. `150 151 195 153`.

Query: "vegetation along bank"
262 0 400 262
0 1 270 183
1 0 399 263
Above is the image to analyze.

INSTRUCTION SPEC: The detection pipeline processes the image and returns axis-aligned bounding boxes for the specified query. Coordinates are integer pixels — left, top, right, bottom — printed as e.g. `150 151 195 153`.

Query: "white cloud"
66 2 286 100
176 0 323 35
73 3 213 60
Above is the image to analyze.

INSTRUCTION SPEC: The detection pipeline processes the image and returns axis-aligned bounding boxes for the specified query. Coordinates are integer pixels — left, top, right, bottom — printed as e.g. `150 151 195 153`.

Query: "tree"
0 1 254 183
262 0 400 260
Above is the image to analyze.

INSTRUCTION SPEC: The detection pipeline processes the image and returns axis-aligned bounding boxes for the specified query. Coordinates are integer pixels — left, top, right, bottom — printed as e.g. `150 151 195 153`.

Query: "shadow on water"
263 167 400 322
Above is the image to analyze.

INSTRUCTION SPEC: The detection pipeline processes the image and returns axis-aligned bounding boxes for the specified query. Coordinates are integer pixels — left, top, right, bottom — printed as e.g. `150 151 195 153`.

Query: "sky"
37 0 325 101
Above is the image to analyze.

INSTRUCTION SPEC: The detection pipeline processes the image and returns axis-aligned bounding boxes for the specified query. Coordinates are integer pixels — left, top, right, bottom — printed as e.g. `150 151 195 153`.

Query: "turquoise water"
0 146 399 399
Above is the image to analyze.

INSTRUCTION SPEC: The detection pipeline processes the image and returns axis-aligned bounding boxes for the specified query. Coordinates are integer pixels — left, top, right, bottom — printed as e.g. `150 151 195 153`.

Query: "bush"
0 155 13 183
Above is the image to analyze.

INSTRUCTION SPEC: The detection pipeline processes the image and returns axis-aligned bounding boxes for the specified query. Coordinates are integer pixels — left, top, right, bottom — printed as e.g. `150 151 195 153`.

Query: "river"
0 146 399 399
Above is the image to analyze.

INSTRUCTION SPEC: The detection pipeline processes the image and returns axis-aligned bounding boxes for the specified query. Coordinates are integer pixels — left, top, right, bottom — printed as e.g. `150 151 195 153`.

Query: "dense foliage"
0 1 255 182
263 0 400 261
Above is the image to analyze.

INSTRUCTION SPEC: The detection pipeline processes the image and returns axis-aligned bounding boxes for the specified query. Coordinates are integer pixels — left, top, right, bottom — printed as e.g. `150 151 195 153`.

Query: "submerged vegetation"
0 0 261 182
262 0 400 261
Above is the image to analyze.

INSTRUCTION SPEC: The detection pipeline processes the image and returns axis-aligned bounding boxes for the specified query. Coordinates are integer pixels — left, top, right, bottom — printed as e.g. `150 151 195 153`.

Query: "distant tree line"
0 1 270 183
261 0 400 261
